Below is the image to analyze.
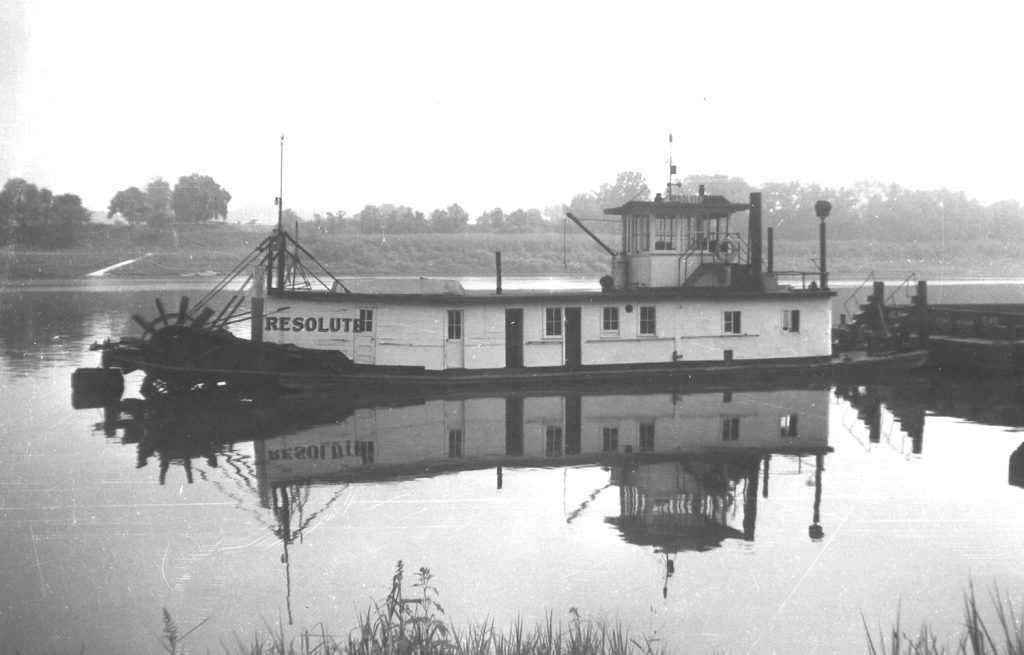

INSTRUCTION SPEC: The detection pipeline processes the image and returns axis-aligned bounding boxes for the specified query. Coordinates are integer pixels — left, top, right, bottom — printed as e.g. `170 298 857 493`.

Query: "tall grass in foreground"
155 564 1023 655
864 582 1024 655
161 561 669 655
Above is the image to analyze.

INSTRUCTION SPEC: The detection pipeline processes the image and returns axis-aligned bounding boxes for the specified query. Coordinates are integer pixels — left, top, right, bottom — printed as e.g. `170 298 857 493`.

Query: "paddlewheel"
132 295 219 340
129 295 241 397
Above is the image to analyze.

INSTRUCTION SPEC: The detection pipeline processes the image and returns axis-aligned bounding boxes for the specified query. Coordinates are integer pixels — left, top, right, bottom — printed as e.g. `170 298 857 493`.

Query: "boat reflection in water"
89 372 1024 614
95 382 834 563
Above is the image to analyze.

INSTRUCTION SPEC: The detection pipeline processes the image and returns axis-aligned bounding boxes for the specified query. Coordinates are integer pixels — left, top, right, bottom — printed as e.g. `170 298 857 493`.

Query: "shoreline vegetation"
2 223 1024 282
149 567 1020 655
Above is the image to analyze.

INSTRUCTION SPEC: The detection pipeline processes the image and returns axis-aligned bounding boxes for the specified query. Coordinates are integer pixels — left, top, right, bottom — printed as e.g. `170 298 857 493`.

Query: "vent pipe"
748 192 763 278
495 251 502 295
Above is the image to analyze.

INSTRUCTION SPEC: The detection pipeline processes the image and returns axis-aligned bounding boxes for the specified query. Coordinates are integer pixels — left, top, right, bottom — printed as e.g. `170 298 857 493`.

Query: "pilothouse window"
654 218 674 250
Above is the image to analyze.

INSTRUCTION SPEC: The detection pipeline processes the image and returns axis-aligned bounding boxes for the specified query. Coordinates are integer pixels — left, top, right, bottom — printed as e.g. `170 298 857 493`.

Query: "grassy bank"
151 568 1022 655
3 222 1024 280
158 562 671 655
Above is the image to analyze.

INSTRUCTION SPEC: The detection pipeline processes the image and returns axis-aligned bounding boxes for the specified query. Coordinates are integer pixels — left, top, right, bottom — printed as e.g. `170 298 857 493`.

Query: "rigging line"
294 484 351 533
284 233 349 292
192 247 267 314
195 244 266 305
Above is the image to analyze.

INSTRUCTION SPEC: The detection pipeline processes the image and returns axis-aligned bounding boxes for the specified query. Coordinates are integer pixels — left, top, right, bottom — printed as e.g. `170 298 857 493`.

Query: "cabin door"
444 310 464 369
353 308 375 365
564 307 582 368
444 400 465 458
505 396 524 455
505 309 523 368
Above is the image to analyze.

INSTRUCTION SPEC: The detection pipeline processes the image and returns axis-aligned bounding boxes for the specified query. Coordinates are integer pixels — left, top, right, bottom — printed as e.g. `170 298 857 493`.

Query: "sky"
1 0 1022 222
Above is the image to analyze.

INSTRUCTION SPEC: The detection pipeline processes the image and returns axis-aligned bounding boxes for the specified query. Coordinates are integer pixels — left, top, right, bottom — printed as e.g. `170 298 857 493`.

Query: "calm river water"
2 278 1024 655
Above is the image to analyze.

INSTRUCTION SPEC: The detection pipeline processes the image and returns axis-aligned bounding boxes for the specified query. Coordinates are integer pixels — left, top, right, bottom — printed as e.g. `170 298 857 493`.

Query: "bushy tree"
145 178 173 229
356 205 385 234
0 178 90 247
171 174 231 223
474 208 505 231
428 204 470 233
505 208 545 232
566 171 650 235
108 186 149 225
309 210 355 235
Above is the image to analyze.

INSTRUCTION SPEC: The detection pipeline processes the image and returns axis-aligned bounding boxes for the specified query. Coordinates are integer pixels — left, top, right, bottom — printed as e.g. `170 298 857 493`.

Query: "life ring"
715 237 738 262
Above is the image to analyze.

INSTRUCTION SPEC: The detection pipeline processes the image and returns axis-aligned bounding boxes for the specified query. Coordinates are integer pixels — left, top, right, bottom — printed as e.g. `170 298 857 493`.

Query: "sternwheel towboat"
79 177 928 400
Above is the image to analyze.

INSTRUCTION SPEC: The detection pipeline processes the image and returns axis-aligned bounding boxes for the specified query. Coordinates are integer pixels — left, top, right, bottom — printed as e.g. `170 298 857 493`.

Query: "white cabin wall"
579 388 829 453
674 296 831 361
262 297 358 358
264 291 831 370
464 306 506 369
522 305 564 368
462 397 508 457
377 305 445 369
256 389 831 484
523 396 566 456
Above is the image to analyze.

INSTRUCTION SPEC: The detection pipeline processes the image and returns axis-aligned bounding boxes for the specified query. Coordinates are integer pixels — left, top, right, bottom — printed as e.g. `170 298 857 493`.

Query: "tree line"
304 171 652 236
107 174 231 227
3 169 1022 249
304 171 1024 243
0 179 91 247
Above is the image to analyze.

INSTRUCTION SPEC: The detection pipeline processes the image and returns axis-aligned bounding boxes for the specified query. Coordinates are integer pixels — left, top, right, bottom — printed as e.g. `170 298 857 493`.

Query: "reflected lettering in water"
81 370 1024 611
90 384 847 603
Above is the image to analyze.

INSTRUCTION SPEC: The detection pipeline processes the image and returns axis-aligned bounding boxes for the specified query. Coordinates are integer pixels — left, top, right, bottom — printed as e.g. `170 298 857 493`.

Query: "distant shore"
2 222 1022 281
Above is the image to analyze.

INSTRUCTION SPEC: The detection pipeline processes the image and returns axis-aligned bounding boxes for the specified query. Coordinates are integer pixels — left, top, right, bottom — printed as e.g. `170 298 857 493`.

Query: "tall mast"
667 133 679 200
276 135 285 291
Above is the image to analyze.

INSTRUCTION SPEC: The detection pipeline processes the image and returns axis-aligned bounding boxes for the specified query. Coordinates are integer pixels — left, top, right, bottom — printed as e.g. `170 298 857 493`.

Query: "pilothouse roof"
604 194 751 218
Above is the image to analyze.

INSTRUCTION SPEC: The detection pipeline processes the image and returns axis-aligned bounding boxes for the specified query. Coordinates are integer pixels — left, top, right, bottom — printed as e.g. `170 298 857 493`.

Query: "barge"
82 172 928 398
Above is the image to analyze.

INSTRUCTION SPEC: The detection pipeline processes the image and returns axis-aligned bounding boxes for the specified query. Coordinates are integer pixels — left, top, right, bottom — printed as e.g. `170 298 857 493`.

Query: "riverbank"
153 575 1024 655
2 222 1023 280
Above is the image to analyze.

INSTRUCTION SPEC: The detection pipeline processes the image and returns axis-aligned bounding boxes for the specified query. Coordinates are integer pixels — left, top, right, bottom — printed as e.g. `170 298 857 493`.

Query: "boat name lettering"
264 316 370 333
266 441 371 460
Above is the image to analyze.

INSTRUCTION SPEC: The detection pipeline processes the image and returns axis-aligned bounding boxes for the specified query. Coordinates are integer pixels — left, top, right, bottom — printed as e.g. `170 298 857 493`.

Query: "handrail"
885 272 918 306
843 271 876 323
674 231 747 284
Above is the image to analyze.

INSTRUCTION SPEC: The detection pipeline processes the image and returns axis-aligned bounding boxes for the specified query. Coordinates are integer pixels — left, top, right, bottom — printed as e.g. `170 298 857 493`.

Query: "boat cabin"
257 190 834 373
605 186 759 289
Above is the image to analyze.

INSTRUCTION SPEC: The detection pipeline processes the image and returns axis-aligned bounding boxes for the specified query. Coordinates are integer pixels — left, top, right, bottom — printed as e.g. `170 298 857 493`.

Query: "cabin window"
654 217 674 250
448 429 464 458
627 214 649 253
639 422 655 452
722 417 740 441
639 306 656 336
358 308 374 332
355 441 375 464
544 307 562 337
780 414 799 438
602 426 619 452
724 310 741 334
783 309 801 333
602 306 619 334
545 425 563 456
447 310 463 340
